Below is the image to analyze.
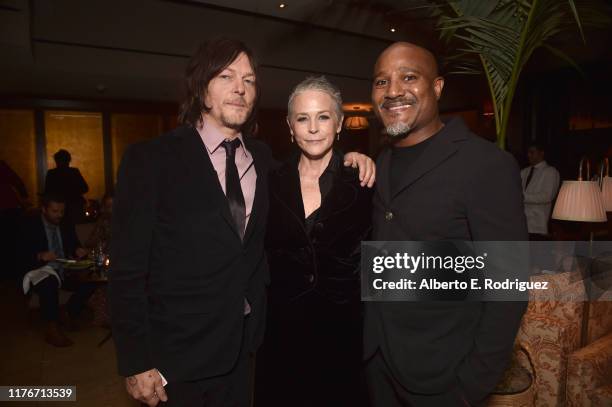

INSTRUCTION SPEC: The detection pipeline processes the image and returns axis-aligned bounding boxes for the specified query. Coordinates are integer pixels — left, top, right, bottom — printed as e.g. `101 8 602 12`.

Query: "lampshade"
344 116 369 130
552 180 607 222
601 176 612 212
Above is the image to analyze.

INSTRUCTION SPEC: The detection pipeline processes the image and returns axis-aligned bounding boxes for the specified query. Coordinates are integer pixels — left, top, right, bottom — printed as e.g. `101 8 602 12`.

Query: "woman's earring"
337 133 340 141
290 136 294 143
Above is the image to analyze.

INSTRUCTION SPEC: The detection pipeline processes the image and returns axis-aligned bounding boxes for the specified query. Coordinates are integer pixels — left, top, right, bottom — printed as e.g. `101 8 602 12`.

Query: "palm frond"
542 44 586 77
431 0 611 148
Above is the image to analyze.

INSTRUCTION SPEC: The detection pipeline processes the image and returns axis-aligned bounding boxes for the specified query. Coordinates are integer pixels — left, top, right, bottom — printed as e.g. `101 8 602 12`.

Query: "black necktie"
525 166 535 190
222 139 246 240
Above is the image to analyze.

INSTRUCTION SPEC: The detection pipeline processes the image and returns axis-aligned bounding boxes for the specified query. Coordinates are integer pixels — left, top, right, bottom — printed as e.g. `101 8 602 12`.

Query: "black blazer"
265 151 373 308
109 126 273 382
364 118 528 405
18 214 81 274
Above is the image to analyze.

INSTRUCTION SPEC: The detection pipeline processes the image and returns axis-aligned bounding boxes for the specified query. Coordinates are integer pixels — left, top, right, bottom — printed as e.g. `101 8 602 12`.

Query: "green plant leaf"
432 0 610 148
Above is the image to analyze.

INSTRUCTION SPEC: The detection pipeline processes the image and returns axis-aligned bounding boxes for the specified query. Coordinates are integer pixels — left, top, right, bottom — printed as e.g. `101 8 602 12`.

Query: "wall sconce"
344 116 369 130
342 103 372 131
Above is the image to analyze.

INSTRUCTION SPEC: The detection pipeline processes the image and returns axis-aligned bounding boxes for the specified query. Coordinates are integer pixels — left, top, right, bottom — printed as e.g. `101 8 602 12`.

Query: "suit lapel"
377 149 392 205
391 120 466 200
243 138 265 245
175 126 238 238
270 160 305 225
318 171 358 222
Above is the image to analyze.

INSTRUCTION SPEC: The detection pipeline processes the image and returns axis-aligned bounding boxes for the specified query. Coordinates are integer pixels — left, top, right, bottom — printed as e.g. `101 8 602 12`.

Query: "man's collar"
534 161 547 169
197 119 247 157
41 215 57 229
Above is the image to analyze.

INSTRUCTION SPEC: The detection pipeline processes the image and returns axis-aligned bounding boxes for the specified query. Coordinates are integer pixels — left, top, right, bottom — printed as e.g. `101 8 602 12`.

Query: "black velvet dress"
256 150 373 407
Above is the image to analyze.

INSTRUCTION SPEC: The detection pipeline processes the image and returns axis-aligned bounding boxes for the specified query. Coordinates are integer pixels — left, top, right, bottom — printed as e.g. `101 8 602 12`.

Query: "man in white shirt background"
521 142 560 240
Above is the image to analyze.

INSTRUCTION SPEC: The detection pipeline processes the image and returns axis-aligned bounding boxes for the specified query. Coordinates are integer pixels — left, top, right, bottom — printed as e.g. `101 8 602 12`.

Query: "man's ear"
201 89 211 111
433 77 444 100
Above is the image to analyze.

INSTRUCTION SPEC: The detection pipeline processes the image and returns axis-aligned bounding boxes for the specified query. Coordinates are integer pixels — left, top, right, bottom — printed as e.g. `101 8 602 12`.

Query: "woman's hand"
343 152 376 188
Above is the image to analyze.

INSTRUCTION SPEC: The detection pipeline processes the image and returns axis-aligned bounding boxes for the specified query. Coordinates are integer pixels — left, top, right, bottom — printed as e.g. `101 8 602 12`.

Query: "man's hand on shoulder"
343 152 376 188
125 368 168 406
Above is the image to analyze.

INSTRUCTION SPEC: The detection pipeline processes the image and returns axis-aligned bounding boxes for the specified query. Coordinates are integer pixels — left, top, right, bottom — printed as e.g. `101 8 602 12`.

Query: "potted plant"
428 0 610 149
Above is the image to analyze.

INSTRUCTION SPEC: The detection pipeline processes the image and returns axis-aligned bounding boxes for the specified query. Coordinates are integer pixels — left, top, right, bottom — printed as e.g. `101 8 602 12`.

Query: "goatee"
386 122 412 138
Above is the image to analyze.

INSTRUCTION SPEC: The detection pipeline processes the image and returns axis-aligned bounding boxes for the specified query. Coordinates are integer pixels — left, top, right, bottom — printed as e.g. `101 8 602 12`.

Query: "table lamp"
599 158 612 213
552 157 606 346
552 158 607 226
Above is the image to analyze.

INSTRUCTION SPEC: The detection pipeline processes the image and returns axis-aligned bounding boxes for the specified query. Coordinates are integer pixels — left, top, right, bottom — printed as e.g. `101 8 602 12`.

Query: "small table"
64 264 111 347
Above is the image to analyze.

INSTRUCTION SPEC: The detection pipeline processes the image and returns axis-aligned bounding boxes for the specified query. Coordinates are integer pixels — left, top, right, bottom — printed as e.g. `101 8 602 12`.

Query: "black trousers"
255 295 367 407
160 321 253 407
365 350 472 407
32 276 97 321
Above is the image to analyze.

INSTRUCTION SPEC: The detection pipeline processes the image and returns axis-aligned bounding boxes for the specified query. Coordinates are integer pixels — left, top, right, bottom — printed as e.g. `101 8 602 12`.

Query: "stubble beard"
220 109 250 131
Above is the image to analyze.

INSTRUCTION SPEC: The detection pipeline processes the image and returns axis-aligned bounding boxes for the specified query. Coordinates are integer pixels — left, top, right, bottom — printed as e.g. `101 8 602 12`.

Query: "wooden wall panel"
44 111 105 200
0 109 38 202
111 113 163 184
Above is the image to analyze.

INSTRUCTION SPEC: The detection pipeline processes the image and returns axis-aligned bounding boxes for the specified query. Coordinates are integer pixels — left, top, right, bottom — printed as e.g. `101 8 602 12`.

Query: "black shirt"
390 134 437 195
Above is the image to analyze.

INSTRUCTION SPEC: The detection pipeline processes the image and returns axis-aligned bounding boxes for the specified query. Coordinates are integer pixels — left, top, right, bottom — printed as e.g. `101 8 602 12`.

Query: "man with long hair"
109 38 374 407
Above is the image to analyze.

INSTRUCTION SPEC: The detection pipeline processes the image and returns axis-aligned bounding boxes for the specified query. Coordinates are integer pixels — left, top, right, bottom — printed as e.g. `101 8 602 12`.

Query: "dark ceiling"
0 0 609 111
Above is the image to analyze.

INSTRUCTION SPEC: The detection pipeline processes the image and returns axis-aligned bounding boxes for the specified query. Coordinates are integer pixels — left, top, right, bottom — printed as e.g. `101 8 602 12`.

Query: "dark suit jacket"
364 118 528 405
265 149 373 307
109 126 272 382
18 214 81 274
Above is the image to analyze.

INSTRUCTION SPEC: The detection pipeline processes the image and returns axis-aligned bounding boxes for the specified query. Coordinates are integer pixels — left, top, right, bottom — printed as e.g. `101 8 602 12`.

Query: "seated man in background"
18 194 95 347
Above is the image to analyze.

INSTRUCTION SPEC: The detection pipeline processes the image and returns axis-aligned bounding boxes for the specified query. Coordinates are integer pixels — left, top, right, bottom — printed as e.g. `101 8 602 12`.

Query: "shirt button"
385 211 394 221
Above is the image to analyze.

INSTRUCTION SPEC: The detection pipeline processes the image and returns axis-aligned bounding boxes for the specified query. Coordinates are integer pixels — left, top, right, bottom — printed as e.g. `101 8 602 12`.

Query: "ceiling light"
279 3 286 8
342 103 373 113
390 28 396 33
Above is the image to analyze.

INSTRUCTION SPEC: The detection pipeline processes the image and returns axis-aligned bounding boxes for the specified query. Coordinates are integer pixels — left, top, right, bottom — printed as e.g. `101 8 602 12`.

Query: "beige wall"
0 109 38 203
111 114 163 184
44 111 105 200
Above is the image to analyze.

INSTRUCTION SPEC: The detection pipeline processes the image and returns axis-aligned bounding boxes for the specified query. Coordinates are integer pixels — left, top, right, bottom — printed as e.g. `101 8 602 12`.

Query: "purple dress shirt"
197 120 257 230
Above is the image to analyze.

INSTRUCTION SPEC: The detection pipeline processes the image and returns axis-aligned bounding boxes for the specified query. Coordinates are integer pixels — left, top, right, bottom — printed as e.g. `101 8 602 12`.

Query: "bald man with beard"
363 42 528 406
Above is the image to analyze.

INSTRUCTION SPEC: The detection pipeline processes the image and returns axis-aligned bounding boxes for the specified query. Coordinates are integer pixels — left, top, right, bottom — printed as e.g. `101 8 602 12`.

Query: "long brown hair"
178 38 260 135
